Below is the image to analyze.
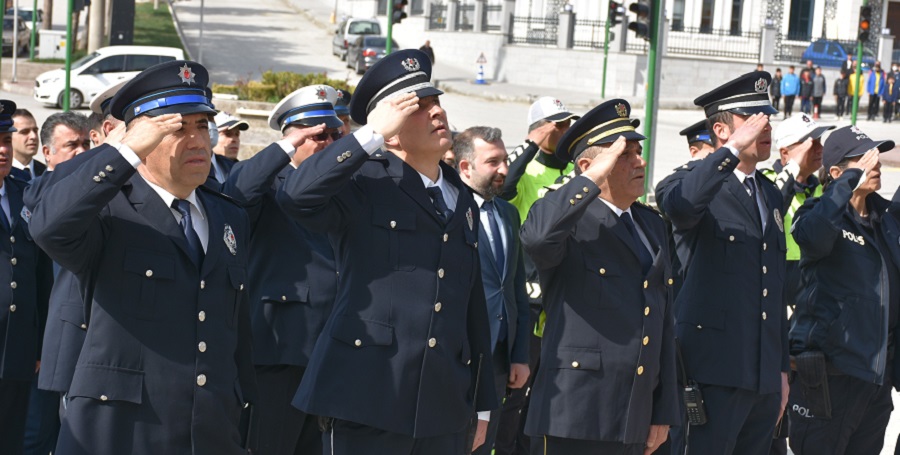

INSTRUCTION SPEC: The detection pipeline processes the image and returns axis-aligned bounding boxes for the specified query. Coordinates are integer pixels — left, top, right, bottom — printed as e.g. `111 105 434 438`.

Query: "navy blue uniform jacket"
223 143 336 366
29 145 257 455
657 147 790 394
521 176 679 443
276 135 497 438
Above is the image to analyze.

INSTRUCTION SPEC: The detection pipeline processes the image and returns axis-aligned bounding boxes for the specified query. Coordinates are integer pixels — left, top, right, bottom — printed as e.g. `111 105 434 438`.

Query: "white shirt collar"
141 176 206 221
418 166 445 189
599 197 630 217
12 158 28 171
733 167 755 183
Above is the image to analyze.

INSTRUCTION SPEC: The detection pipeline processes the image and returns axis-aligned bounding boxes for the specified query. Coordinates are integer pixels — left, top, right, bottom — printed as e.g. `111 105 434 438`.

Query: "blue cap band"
696 134 711 142
281 109 337 128
132 94 212 116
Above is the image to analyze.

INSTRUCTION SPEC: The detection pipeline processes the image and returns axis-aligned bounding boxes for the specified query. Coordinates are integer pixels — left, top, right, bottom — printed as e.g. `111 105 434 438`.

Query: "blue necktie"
620 212 652 275
481 199 506 272
744 177 763 229
172 199 204 267
426 186 453 225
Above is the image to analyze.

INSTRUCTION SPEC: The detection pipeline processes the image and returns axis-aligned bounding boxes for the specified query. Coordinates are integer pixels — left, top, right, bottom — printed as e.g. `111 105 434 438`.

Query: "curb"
2 81 34 96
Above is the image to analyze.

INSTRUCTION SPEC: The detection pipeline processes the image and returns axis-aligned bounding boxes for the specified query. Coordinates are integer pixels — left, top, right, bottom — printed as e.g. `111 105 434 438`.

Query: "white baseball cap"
213 111 250 131
773 113 835 150
527 96 578 125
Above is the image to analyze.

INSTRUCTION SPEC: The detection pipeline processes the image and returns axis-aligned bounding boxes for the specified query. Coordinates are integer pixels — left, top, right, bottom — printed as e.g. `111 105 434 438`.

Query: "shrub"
213 71 353 102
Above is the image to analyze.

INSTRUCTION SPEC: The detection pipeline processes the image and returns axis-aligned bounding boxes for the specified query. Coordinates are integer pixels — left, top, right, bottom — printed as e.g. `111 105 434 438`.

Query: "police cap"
555 99 643 163
0 100 17 133
822 125 895 168
268 85 343 131
349 49 443 125
110 60 216 124
334 89 352 116
679 119 713 146
694 71 778 118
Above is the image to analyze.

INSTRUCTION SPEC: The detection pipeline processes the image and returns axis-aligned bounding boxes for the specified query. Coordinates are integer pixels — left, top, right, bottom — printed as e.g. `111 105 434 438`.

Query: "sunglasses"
312 130 343 142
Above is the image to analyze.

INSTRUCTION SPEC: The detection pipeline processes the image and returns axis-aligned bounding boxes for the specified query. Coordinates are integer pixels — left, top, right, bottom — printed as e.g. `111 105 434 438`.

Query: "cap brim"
589 129 647 146
729 104 778 116
544 112 579 123
787 125 835 147
876 140 896 153
284 116 344 130
220 120 250 131
0 127 17 133
414 86 443 99
844 139 896 161
145 104 217 118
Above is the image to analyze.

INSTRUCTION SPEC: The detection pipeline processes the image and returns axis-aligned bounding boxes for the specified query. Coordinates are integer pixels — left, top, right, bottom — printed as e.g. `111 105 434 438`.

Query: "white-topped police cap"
213 111 250 131
90 78 133 116
268 85 343 131
694 71 778 118
349 49 443 125
773 113 835 149
110 60 216 124
0 100 17 133
528 96 579 125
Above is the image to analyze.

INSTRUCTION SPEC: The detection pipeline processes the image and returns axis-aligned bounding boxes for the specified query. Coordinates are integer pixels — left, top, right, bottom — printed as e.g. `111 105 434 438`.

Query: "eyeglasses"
312 130 343 142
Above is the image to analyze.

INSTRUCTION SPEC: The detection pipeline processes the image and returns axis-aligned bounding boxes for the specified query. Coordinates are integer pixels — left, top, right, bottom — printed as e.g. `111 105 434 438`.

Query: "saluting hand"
368 92 420 139
786 137 816 176
724 113 769 154
283 123 327 149
849 148 880 176
122 114 184 160
581 136 627 187
103 122 127 146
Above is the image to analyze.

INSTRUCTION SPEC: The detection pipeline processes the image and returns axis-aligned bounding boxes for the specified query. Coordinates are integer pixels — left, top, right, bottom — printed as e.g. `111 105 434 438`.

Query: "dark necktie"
620 212 653 275
0 203 10 233
172 199 204 266
426 186 453 225
482 199 506 272
744 177 763 229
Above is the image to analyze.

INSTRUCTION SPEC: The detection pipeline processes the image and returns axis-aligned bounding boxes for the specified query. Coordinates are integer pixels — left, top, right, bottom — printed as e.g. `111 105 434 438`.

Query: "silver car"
3 16 30 56
332 18 381 61
346 36 398 74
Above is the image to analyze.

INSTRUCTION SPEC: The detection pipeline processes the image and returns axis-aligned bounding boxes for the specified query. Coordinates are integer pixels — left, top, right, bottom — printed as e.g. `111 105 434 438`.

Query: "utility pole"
64 0 74 110
386 0 394 54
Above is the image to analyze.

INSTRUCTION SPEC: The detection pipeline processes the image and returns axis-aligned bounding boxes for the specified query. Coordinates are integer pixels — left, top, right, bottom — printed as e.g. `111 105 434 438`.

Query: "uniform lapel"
199 190 226 278
591 199 641 262
631 205 661 256
725 176 762 232
126 176 197 267
386 153 444 225
5 179 23 232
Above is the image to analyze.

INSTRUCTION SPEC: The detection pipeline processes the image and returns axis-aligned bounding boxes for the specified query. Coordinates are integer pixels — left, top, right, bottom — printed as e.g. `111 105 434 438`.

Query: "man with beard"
454 126 530 455
657 71 789 453
10 110 44 181
277 49 496 454
222 85 343 455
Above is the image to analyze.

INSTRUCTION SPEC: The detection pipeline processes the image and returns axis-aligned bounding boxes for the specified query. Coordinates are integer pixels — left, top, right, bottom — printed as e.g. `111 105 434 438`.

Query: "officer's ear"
575 155 592 174
711 121 732 145
457 158 473 178
829 165 843 180
779 147 790 165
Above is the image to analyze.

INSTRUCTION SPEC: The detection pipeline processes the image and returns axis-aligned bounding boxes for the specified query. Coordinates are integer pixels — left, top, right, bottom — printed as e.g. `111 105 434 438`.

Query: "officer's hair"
573 145 604 175
820 158 852 190
12 109 35 121
528 119 549 133
707 112 734 146
452 126 503 169
40 112 88 153
87 112 104 133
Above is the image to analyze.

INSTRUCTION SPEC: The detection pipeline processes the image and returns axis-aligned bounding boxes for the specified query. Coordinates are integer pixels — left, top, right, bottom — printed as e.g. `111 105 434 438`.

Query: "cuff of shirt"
117 143 142 169
724 144 740 158
854 171 868 191
275 139 296 158
352 125 385 155
477 411 490 422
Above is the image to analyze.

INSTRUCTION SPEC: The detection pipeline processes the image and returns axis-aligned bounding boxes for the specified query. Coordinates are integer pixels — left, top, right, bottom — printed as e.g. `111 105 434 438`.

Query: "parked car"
33 45 184 109
346 36 397 74
3 15 29 56
801 39 876 69
332 17 381 61
5 8 42 30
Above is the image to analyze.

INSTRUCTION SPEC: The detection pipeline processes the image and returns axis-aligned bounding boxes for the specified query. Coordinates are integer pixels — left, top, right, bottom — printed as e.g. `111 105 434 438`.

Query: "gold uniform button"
428 338 437 348
667 278 673 285
762 266 767 274
354 339 362 347
583 187 589 193
198 311 206 322
569 199 576 205
390 221 397 229
98 171 106 178
718 166 724 171
200 280 205 289
100 395 108 401
145 270 153 278
763 288 768 297
643 336 649 346
575 194 583 200
762 312 768 320
571 361 580 368
599 268 606 275
9 304 16 312
644 306 650 316
10 281 16 289
105 165 114 172
93 176 102 182
336 156 345 163
80 323 87 329
728 235 735 242
196 374 207 386
434 302 442 312
443 233 448 242
198 341 207 352
9 258 15 266
637 366 644 375
438 268 445 278
643 280 648 289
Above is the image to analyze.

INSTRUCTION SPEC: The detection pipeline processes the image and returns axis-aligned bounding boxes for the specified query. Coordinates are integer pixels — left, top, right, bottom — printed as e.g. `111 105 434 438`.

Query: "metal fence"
485 4 503 32
666 27 761 60
510 16 559 46
572 19 606 49
429 3 447 30
457 3 476 31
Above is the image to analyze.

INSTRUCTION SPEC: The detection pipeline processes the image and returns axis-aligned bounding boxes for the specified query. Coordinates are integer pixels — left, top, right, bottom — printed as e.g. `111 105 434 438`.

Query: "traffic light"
628 0 652 41
393 0 408 24
858 5 872 42
608 1 624 26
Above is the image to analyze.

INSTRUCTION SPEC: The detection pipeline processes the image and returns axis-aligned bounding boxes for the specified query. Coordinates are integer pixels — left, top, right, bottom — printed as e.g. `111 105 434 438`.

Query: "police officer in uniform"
29 60 257 455
222 85 344 455
521 99 679 454
656 71 790 453
788 126 897 454
276 49 496 454
335 88 353 137
0 99 53 455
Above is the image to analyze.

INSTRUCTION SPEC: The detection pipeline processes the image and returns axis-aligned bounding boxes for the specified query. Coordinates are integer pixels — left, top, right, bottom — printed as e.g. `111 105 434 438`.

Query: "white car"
33 45 185 109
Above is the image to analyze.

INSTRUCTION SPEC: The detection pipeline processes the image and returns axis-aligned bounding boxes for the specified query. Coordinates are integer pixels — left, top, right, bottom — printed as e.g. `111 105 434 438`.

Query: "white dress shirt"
141 176 209 253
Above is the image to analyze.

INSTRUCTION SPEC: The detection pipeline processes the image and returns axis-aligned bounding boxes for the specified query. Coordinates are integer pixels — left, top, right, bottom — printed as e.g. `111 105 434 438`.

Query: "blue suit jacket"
474 194 529 365
0 176 52 382
223 143 337 367
29 145 256 455
276 135 497 438
657 147 790 394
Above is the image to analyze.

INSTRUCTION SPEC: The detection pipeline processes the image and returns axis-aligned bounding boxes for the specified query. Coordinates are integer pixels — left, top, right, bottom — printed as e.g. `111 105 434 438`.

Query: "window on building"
672 0 685 31
700 0 715 34
730 0 743 35
787 0 813 41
